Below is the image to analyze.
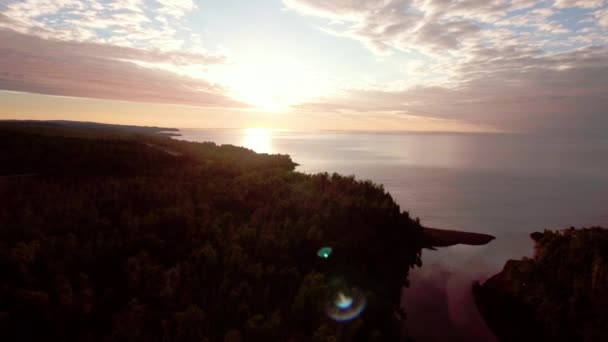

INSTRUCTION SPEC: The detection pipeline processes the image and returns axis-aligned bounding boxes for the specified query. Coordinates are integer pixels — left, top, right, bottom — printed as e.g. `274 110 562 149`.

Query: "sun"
206 55 334 112
242 128 273 153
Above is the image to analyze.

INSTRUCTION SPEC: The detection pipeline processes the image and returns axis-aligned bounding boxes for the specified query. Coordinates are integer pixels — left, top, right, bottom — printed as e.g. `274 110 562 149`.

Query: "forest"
474 227 608 342
0 121 423 341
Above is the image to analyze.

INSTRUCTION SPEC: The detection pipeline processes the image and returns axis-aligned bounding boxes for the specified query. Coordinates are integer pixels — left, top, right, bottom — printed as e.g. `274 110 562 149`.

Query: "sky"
0 0 607 134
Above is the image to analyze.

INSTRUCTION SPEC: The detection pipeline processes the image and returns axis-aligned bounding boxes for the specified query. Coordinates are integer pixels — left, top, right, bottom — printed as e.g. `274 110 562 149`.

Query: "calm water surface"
178 129 608 341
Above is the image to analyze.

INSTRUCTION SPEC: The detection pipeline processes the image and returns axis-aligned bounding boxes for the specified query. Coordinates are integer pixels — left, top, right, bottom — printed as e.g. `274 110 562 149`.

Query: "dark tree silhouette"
474 227 608 342
0 121 423 341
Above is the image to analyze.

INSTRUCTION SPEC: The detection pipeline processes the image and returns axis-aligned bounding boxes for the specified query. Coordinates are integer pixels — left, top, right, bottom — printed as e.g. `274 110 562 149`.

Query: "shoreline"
422 227 496 248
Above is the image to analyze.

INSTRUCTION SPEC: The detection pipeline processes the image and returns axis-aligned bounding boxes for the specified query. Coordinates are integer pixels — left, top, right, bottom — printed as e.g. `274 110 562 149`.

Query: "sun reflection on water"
242 128 272 154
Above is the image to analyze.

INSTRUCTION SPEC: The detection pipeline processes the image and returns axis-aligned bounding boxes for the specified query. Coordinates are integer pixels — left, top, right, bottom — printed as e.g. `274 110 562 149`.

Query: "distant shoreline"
0 119 181 137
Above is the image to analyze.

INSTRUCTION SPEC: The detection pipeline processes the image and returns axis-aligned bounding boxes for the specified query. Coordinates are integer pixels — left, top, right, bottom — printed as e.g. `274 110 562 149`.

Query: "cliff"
474 227 608 342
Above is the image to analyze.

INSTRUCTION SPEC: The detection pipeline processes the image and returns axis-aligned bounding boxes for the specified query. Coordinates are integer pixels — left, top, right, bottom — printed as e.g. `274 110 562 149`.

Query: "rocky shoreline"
422 226 496 249
473 227 608 341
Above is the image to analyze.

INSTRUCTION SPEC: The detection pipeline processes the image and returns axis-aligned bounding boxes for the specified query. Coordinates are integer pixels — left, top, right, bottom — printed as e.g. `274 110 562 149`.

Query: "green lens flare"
317 246 332 259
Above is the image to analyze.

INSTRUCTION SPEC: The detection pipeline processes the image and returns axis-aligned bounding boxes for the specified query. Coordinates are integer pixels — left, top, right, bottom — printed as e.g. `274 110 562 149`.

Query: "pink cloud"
295 46 608 134
0 29 246 108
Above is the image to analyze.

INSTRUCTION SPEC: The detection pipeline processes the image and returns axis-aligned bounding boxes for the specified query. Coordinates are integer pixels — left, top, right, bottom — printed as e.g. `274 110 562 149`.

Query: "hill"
0 121 423 341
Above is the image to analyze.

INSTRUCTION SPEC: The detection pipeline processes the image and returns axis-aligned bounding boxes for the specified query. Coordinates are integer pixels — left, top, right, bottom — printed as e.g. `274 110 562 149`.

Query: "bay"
178 129 608 341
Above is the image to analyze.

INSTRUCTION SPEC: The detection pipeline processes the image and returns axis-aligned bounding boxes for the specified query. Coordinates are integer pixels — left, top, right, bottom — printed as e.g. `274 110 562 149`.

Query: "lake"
178 128 608 341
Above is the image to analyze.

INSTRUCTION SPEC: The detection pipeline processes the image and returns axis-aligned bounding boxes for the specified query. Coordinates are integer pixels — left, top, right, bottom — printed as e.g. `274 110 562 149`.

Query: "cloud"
553 0 606 8
0 0 247 108
283 0 593 56
0 29 245 108
284 0 608 135
285 0 491 55
0 0 202 50
295 46 608 134
596 8 608 27
157 0 197 18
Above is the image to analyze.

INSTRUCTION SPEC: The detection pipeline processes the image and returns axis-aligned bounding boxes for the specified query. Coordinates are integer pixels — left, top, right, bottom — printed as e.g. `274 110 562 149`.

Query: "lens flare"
325 285 366 322
335 292 354 309
317 246 333 259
